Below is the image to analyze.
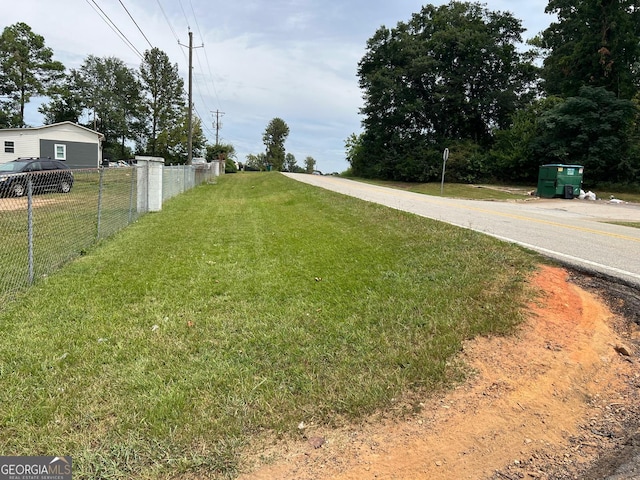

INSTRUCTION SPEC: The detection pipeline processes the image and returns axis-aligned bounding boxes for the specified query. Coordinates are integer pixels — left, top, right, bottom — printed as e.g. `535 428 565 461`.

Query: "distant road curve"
283 173 640 288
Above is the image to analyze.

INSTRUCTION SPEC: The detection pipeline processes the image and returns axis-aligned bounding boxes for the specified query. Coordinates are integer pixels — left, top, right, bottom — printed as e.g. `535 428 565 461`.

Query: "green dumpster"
536 164 584 199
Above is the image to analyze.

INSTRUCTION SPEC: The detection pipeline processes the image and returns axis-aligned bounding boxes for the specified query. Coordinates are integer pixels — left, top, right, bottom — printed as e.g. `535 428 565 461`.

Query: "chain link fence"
0 163 217 304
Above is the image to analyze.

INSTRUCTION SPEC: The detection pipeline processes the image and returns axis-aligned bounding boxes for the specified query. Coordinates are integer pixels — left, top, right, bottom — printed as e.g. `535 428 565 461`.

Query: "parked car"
0 158 74 197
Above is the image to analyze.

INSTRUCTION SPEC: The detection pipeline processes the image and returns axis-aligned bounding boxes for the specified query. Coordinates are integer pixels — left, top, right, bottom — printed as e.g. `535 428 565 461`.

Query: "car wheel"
12 183 26 197
59 180 72 193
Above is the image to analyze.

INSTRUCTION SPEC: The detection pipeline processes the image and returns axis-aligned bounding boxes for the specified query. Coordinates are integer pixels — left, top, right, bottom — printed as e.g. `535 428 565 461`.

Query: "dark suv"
0 158 74 197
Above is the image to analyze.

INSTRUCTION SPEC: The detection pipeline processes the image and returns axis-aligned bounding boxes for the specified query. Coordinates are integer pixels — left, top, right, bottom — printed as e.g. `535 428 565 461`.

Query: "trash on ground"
578 189 597 201
608 195 627 204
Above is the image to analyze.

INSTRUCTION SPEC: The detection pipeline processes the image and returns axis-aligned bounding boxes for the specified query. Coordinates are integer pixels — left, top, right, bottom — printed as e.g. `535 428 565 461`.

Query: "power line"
187 1 215 105
187 0 222 110
194 105 217 138
194 49 220 109
85 0 143 59
84 0 217 151
182 1 223 131
178 0 191 30
118 0 154 50
178 2 223 144
180 0 220 116
121 0 219 146
189 0 206 47
195 46 222 109
155 0 180 43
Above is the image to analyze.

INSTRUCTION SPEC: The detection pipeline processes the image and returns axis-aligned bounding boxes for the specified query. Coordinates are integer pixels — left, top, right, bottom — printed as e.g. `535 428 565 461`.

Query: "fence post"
97 167 104 240
135 156 164 212
128 165 135 223
27 179 34 285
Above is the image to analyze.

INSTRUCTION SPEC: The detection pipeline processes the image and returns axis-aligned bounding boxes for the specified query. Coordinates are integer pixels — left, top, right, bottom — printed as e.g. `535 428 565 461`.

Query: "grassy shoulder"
349 177 640 203
607 221 640 229
0 172 540 479
349 177 533 200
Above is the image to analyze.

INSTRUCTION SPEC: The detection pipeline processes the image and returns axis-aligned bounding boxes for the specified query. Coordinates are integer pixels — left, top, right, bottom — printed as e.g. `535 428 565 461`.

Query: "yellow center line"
346 181 640 243
447 202 640 242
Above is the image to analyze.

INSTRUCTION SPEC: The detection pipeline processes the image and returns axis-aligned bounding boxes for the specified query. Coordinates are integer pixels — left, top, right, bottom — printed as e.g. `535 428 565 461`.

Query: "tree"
206 143 236 162
155 108 206 164
262 117 289 171
0 22 64 127
489 96 564 183
344 133 364 172
284 152 297 172
0 99 20 129
74 56 144 159
535 0 640 100
245 153 267 171
38 71 84 124
530 86 637 183
138 48 185 156
304 156 316 174
356 2 538 180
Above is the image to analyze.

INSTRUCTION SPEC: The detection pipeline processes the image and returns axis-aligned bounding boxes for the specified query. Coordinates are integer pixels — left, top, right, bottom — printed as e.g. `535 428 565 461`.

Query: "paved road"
284 173 640 288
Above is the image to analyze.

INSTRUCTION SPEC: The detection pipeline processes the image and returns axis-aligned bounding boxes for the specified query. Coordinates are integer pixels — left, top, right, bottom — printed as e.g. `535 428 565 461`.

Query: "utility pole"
179 30 203 165
212 110 225 145
187 30 193 165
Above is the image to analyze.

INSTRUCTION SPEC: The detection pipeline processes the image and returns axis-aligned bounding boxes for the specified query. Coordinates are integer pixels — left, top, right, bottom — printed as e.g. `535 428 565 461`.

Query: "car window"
42 161 60 170
0 162 23 172
25 162 42 172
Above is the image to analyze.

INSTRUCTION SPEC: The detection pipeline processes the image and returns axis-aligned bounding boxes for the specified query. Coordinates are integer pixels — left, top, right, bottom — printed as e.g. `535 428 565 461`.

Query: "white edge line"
488 232 640 283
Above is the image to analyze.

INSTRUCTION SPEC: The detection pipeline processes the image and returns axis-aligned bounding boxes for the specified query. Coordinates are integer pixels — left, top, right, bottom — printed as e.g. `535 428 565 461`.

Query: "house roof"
0 121 105 141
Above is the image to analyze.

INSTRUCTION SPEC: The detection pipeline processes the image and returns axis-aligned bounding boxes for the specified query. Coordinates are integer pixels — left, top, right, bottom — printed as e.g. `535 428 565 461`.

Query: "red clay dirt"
238 265 639 480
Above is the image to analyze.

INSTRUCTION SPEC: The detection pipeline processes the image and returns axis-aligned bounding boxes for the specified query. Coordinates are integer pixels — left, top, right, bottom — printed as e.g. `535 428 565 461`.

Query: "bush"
444 141 491 184
225 158 238 173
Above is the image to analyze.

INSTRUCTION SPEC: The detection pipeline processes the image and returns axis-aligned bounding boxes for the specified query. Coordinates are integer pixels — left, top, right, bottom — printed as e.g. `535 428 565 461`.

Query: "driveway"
283 173 640 288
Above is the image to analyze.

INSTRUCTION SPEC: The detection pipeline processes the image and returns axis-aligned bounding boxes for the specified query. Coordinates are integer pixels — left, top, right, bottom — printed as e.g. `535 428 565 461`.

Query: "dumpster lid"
540 164 584 168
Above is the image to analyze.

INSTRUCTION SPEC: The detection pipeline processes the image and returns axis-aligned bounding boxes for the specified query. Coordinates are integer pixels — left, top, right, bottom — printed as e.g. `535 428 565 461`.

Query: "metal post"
128 165 135 223
440 148 449 195
97 167 104 240
27 179 34 285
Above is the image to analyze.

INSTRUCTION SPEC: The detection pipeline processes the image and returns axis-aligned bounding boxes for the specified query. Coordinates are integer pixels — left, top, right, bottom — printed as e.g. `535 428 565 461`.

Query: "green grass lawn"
589 188 640 204
351 178 534 200
0 169 140 300
352 177 640 203
0 173 541 479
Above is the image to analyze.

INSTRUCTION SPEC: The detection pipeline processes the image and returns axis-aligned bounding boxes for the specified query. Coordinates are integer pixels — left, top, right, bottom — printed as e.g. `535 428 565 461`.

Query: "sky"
5 0 555 174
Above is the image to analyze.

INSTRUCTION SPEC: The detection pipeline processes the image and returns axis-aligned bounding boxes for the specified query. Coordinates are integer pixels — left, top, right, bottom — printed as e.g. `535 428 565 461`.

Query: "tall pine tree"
0 22 64 127
138 48 185 156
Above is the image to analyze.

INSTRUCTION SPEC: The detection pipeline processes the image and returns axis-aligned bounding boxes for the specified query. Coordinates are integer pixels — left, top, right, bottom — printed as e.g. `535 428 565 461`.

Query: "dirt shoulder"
238 265 640 480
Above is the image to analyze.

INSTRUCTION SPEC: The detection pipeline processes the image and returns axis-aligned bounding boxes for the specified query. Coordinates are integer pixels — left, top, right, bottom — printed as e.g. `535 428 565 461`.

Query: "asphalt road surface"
283 173 640 288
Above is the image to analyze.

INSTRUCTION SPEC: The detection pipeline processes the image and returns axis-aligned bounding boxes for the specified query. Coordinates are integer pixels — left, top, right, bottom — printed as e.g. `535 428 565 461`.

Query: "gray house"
0 122 104 168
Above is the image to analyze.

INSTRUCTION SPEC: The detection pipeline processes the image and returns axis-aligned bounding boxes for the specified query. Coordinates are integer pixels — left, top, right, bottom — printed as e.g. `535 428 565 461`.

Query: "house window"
4 141 14 153
54 144 66 160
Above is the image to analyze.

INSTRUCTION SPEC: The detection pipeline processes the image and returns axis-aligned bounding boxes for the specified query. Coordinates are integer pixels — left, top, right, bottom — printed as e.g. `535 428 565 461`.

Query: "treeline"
347 0 640 186
242 117 318 174
0 22 207 163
